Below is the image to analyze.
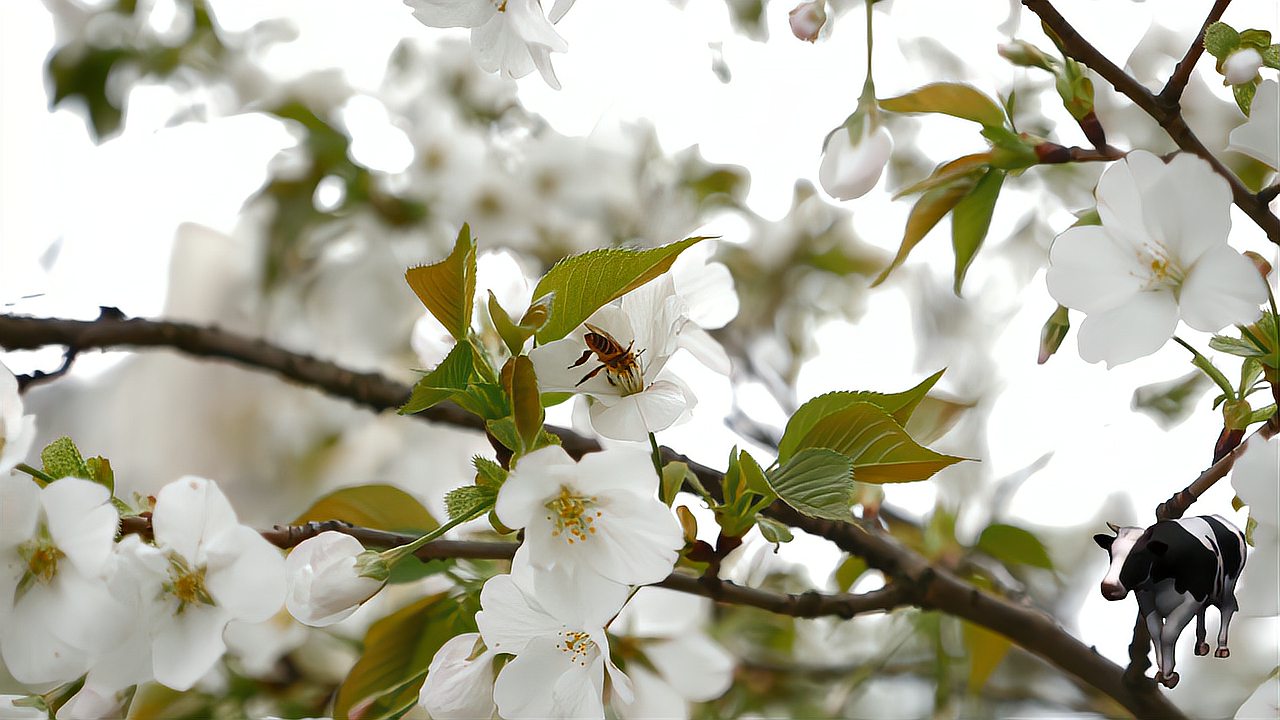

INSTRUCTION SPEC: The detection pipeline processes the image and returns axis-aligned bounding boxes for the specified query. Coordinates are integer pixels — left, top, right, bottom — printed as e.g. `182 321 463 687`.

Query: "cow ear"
1147 540 1169 556
1093 534 1114 550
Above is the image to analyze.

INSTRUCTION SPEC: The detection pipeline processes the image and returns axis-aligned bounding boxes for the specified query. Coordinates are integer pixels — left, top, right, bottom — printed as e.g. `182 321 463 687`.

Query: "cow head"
1094 522 1165 601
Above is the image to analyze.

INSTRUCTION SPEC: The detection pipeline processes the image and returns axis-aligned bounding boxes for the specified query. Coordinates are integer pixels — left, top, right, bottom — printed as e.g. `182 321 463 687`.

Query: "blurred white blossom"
405 0 569 89
1231 435 1279 617
1046 151 1266 367
0 362 36 475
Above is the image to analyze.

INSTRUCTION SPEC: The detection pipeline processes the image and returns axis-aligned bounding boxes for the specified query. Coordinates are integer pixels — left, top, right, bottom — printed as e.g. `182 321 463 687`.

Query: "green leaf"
1189 349 1237 400
835 555 868 592
797 403 966 484
531 237 707 343
880 83 1007 128
1262 44 1280 70
405 224 477 341
737 450 774 498
41 437 90 481
1238 29 1273 50
399 342 474 415
1210 334 1266 358
872 174 980 286
1132 370 1211 430
1203 21 1241 60
1235 80 1258 116
486 418 560 456
1248 404 1277 424
661 461 692 506
84 456 114 493
334 593 475 720
511 356 543 453
443 485 498 522
488 291 527 357
293 485 438 534
976 523 1053 569
951 169 1005 295
765 448 856 521
452 382 510 420
778 370 946 463
755 516 794 545
963 621 1013 692
904 395 974 446
473 456 508 489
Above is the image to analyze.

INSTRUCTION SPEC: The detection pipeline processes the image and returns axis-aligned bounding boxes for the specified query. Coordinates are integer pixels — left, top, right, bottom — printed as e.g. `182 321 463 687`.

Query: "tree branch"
1158 0 1234 104
255 522 908 620
1155 416 1279 521
1023 0 1280 245
3 311 1186 719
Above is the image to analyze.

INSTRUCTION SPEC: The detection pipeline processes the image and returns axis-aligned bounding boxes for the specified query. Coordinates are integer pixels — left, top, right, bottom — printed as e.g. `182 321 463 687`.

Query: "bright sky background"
1 0 1278 680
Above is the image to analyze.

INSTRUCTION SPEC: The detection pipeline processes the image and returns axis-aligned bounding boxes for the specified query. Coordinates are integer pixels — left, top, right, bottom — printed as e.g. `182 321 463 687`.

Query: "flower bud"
418 633 496 720
788 0 826 43
819 121 893 201
1224 47 1263 85
285 531 386 627
1038 304 1070 364
998 40 1054 71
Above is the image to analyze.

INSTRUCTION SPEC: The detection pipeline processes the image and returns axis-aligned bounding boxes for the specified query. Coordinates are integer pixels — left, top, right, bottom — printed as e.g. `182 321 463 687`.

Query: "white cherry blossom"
79 477 286 695
418 632 497 720
1046 151 1267 367
819 121 893 201
0 362 36 475
0 476 122 685
1228 79 1279 170
1231 434 1278 617
495 445 683 586
530 275 710 440
476 571 633 720
285 531 386 627
404 0 568 90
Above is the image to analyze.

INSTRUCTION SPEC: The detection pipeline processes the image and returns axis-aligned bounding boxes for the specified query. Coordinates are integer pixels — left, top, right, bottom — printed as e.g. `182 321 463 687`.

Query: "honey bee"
568 323 646 394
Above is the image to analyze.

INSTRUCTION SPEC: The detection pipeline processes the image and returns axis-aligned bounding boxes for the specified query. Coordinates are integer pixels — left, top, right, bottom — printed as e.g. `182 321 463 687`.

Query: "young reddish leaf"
511 355 543 453
405 224 477 341
872 175 980 286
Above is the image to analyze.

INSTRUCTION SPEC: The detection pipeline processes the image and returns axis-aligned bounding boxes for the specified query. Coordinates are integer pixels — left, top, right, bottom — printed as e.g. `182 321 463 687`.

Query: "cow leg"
1216 585 1239 658
1137 596 1164 679
1157 597 1201 688
1194 607 1210 656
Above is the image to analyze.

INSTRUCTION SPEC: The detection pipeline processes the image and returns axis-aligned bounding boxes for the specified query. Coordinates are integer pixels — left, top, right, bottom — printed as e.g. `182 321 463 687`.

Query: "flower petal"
419 633 497 720
475 574 561 656
493 635 605 719
152 605 232 691
152 476 241 563
1046 225 1144 314
403 0 497 28
574 448 659 497
0 476 39 551
646 634 735 702
1075 290 1178 367
1228 80 1280 170
1232 436 1278 527
1179 245 1266 332
819 124 892 201
677 325 731 375
204 525 287 623
40 478 116 576
613 666 685 720
497 445 576 529
588 380 693 441
587 493 682 586
1141 153 1231 265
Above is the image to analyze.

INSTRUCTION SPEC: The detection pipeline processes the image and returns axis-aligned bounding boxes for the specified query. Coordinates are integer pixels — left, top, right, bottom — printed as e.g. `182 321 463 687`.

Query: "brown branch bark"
3 311 1185 719
1158 0 1234 104
256 522 909 620
1023 0 1280 245
1156 417 1279 521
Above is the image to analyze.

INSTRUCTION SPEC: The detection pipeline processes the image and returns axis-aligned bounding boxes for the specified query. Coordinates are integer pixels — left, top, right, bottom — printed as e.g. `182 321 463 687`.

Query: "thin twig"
1023 0 1280 245
17 346 79 393
1155 416 1279 521
1158 0 1234 104
2 311 1186 719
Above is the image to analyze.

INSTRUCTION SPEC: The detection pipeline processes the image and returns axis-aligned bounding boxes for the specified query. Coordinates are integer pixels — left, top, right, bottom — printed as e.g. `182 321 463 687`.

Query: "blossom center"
18 533 64 586
557 630 597 667
1137 242 1185 290
544 485 602 545
166 554 215 612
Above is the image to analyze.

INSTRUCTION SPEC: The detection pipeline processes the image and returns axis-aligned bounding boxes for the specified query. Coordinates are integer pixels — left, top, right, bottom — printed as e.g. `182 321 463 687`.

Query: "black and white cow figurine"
1094 515 1247 689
